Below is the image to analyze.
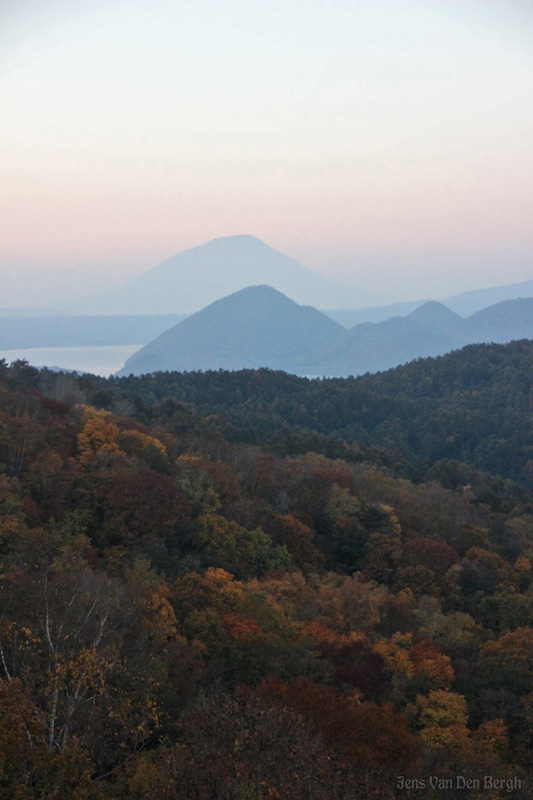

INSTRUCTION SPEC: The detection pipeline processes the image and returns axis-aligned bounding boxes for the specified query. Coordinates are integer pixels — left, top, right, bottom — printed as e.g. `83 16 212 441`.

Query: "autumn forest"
1 343 533 798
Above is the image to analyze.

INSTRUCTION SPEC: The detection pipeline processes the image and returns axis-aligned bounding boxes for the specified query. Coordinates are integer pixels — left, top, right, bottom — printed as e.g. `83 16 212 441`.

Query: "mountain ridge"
117 288 533 378
444 277 533 316
302 296 533 376
323 276 533 325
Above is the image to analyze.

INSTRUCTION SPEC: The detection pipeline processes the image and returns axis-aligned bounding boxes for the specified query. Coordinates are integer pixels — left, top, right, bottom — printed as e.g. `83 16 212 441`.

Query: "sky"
1 0 532 307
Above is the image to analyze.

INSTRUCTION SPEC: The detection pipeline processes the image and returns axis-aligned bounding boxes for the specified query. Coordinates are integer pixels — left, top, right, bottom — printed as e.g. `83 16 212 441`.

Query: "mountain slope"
117 294 533 379
299 298 533 377
117 285 343 376
465 297 533 342
297 302 466 376
74 235 386 314
443 277 533 315
323 299 429 327
324 275 533 326
111 339 533 489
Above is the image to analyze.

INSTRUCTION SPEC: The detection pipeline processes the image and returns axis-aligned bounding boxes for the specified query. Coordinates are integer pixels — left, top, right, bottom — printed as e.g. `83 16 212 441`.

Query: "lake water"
0 344 143 377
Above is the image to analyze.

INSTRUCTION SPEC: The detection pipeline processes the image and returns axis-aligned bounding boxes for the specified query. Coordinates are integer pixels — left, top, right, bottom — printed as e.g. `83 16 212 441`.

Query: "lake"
0 344 144 377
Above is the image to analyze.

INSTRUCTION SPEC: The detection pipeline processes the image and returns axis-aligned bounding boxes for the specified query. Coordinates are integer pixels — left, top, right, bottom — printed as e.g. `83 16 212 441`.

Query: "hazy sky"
1 0 532 306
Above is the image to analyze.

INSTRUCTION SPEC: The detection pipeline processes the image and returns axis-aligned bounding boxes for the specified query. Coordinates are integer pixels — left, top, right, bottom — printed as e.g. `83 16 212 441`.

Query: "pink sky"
1 0 532 306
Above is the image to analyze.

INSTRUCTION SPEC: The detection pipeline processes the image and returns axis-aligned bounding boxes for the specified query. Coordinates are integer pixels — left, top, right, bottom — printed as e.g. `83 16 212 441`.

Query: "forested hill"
109 340 533 489
1 350 533 797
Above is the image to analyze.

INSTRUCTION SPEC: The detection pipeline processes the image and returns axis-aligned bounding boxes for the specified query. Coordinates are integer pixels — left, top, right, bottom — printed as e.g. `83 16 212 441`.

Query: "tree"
195 514 290 577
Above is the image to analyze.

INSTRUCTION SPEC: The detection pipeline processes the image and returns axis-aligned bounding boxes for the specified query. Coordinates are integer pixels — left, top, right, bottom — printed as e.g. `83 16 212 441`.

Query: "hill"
1 354 533 795
112 339 533 490
300 297 533 376
323 276 533 325
299 301 465 376
465 297 533 342
443 276 533 315
74 235 386 314
323 299 429 326
117 294 533 378
117 285 343 376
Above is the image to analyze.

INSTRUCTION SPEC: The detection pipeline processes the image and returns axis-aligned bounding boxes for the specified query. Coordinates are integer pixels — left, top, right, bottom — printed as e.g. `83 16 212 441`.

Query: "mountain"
323 276 533 327
465 297 533 342
405 300 462 331
323 299 429 327
297 302 466 376
74 235 388 315
301 297 533 377
443 277 533 316
117 285 343 376
117 293 533 379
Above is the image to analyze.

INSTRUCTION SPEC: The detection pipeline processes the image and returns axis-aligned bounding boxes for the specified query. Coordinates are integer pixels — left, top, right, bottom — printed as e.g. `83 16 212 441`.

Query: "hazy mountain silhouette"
117 285 343 376
323 278 533 326
299 297 533 376
407 300 462 331
117 287 533 378
465 297 533 342
297 302 465 376
324 299 429 327
74 235 388 315
443 277 533 316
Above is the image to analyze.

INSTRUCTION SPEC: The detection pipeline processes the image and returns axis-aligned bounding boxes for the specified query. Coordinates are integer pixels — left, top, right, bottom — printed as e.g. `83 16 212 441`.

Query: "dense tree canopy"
0 345 532 798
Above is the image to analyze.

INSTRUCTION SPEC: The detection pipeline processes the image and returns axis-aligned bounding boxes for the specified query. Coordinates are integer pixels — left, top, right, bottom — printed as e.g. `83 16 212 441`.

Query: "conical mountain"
75 235 386 314
117 285 343 376
406 301 462 331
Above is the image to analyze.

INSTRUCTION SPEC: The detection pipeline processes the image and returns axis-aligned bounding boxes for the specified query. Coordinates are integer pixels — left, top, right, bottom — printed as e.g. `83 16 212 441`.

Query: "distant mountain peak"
188 234 270 252
209 233 265 244
184 283 302 316
72 236 390 315
228 283 294 298
408 301 461 325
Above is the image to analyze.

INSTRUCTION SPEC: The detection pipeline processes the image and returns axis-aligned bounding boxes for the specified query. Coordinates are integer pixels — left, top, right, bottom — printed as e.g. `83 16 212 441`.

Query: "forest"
0 343 532 799
112 340 533 489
